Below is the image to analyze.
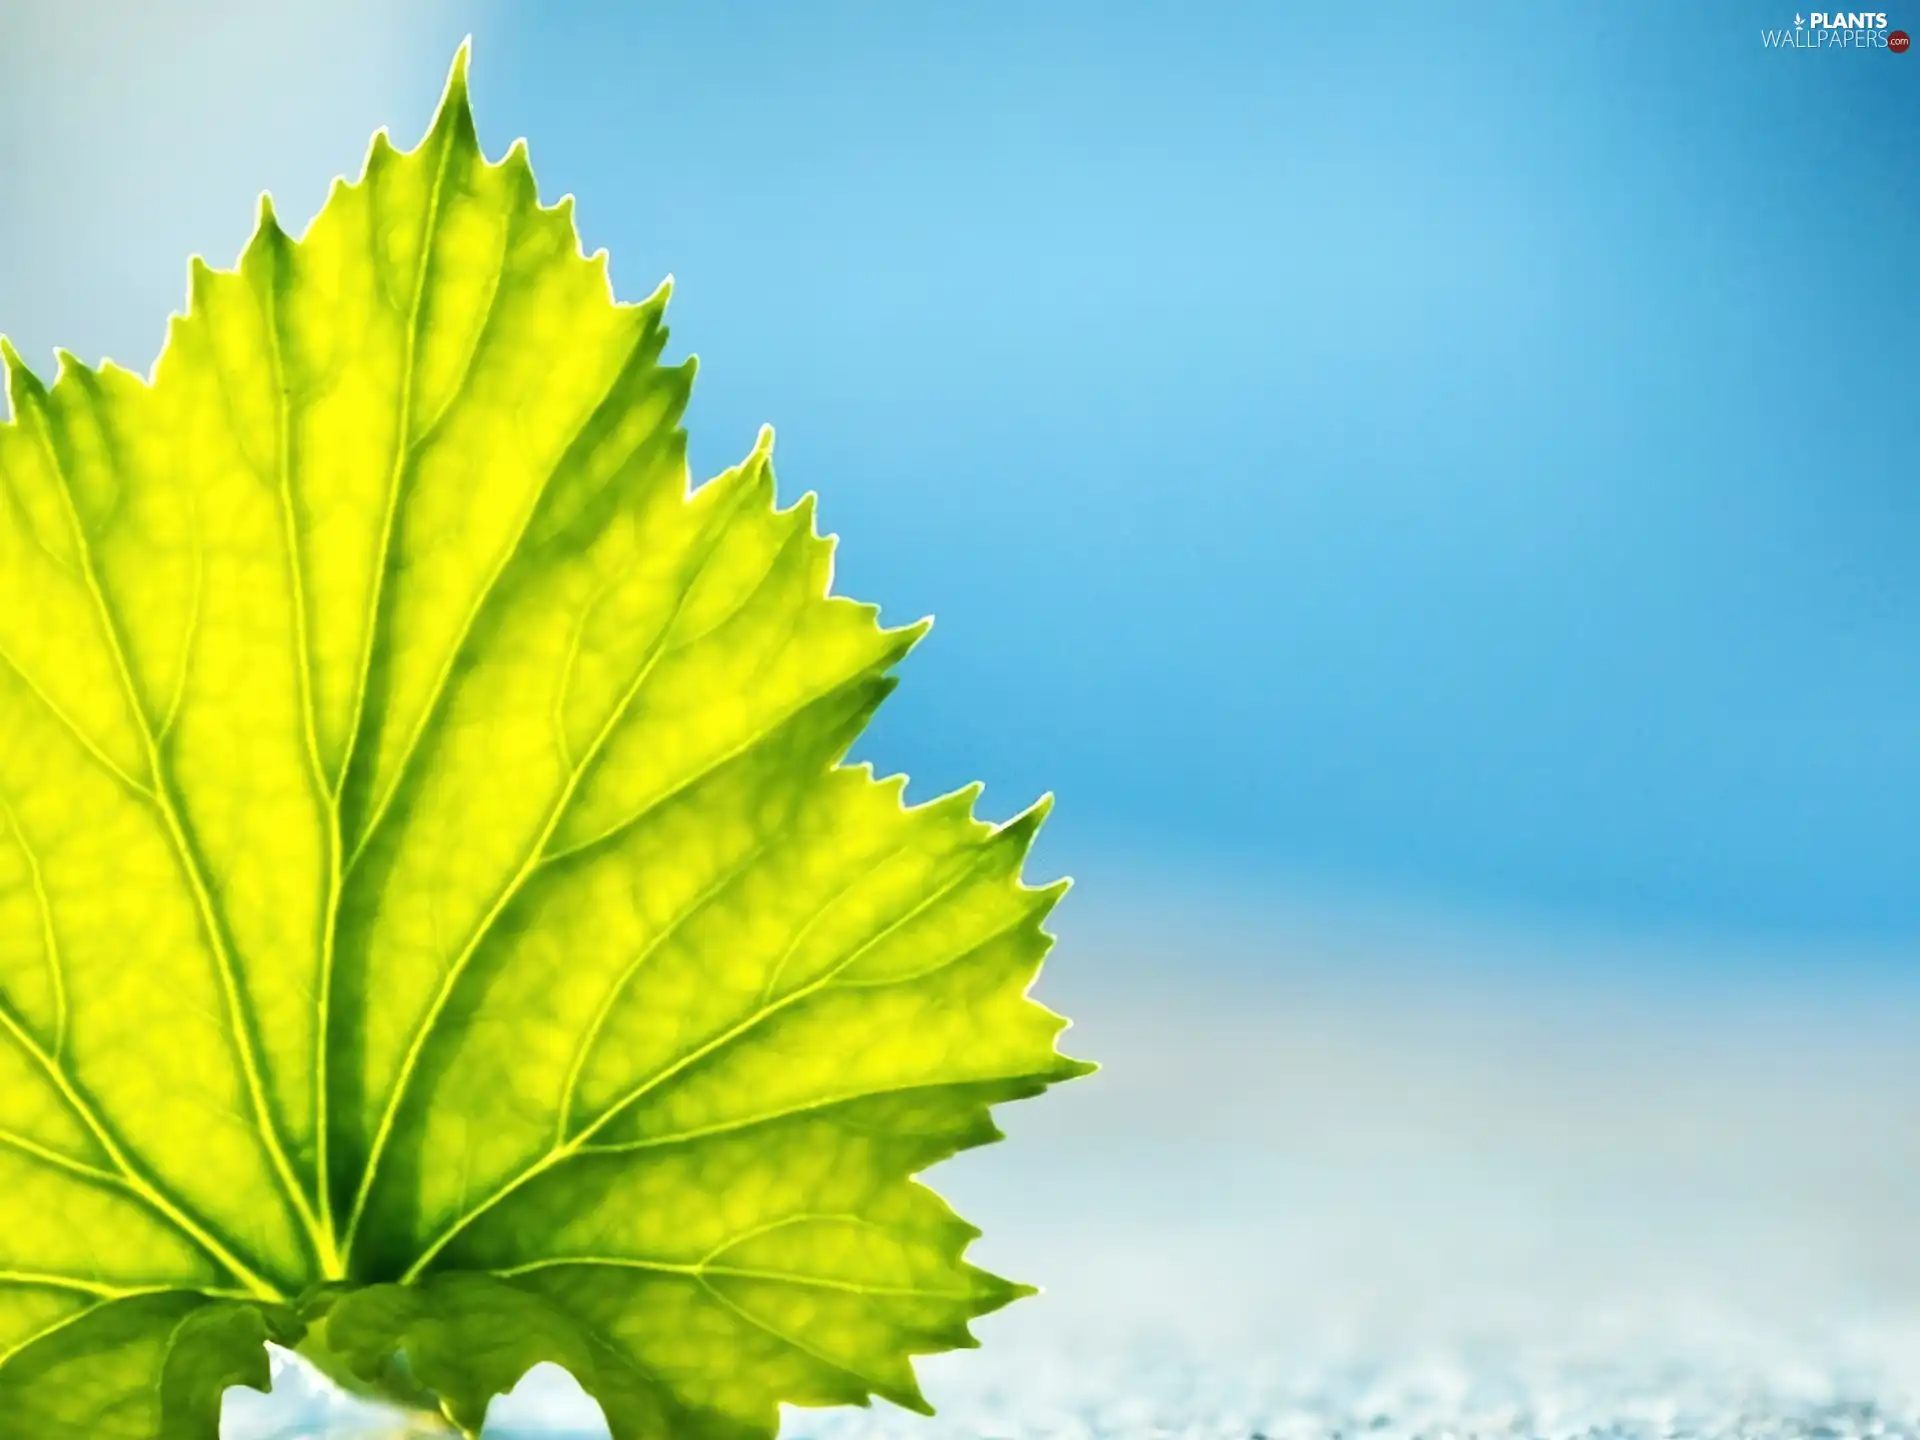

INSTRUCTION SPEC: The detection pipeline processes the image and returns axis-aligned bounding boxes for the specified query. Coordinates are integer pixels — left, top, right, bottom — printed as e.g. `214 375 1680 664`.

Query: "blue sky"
3 0 1917 953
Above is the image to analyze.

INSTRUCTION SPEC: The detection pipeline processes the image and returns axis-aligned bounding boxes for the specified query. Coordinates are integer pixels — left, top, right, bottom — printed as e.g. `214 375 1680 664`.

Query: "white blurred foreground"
224 885 1920 1437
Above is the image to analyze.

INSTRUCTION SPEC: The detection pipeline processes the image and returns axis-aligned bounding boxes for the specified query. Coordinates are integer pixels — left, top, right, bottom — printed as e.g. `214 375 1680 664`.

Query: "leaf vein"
498 1254 976 1303
398 833 1006 1280
338 306 658 879
0 1128 125 1190
344 458 758 1260
0 994 280 1301
579 1070 1054 1157
8 376 321 1279
0 645 152 799
0 1297 106 1373
554 798 820 1141
317 85 466 1269
696 1274 908 1403
255 223 348 1277
0 788 66 1053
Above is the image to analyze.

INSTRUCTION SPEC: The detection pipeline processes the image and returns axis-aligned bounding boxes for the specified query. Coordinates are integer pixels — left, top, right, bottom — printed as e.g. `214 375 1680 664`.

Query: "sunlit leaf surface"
0 45 1086 1439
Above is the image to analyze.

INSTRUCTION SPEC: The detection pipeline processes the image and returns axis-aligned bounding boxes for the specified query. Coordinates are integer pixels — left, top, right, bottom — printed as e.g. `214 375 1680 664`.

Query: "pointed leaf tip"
424 39 476 145
886 613 937 653
442 38 473 107
0 337 24 420
992 792 1056 850
0 337 45 403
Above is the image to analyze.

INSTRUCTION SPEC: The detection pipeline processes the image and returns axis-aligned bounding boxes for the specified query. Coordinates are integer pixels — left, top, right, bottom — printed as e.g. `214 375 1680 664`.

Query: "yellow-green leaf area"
0 44 1088 1440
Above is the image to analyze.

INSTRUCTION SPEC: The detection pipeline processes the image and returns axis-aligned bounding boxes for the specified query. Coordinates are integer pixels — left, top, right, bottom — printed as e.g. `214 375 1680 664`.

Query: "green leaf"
0 42 1089 1440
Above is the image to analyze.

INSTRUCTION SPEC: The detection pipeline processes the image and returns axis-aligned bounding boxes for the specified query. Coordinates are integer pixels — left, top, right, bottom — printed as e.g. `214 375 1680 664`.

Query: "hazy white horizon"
225 886 1920 1435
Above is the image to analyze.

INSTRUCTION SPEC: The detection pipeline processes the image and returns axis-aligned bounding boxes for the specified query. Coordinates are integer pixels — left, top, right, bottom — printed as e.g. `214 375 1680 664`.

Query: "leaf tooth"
647 272 676 311
362 125 397 181
436 37 475 142
1 336 43 413
861 767 912 805
748 420 777 470
185 254 216 314
239 198 294 313
381 40 480 173
905 777 986 821
981 792 1057 870
148 313 188 388
48 348 89 384
600 275 672 355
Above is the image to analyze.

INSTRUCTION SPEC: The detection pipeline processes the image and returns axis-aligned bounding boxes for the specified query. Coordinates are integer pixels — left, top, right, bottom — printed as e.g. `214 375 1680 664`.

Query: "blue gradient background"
8 0 1914 952
477 2 1920 950
4 4 1920 1432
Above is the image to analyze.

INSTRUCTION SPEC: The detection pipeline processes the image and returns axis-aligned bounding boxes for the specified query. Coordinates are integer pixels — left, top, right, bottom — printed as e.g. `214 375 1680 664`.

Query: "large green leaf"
0 45 1088 1439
